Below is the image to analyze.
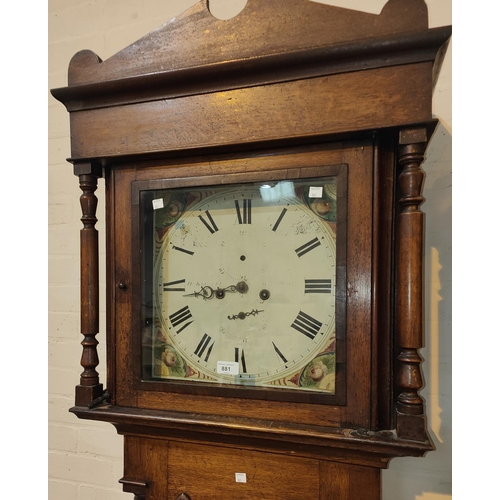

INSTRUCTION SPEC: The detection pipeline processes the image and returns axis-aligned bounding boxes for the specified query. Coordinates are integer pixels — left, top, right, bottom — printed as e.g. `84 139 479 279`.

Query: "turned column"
74 162 104 406
395 127 429 442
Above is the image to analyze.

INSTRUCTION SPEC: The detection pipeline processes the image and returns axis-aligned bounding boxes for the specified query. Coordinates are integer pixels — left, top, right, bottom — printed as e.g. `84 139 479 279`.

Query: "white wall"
48 1 452 499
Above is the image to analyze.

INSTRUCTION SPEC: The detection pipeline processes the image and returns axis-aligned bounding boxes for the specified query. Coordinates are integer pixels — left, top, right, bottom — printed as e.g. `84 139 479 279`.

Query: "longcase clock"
51 1 451 499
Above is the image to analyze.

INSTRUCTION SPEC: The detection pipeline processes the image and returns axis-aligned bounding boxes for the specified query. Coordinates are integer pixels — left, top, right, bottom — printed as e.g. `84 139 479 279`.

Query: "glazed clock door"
140 177 340 394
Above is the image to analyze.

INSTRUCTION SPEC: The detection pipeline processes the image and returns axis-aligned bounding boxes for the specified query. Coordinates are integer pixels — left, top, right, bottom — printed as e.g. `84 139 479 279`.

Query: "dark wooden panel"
167 441 319 500
69 64 431 160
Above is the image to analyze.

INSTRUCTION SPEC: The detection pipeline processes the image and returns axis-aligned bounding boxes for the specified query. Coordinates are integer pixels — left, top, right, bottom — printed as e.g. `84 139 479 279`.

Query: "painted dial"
147 179 337 393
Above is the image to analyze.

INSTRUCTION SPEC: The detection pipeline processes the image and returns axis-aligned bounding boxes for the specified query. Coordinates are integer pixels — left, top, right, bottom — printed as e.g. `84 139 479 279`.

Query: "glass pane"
140 177 338 394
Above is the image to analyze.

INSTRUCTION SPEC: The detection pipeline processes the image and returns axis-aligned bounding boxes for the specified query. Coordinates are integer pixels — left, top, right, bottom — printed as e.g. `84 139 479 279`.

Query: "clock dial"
143 178 338 393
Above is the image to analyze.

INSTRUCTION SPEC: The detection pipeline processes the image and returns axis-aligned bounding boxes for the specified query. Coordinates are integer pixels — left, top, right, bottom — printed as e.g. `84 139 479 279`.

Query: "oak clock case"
50 0 451 498
137 170 347 400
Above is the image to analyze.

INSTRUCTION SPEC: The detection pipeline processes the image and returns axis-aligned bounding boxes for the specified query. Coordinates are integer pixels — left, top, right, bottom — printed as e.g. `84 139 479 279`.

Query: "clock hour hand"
184 281 249 300
183 286 214 300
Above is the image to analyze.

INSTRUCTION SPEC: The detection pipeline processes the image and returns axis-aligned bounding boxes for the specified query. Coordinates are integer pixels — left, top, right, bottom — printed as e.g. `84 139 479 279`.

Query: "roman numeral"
235 199 252 224
235 347 247 373
194 333 214 362
304 279 332 294
163 279 185 292
172 245 194 256
168 305 193 333
198 210 219 234
291 311 322 339
272 208 287 232
272 342 288 365
295 236 321 257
